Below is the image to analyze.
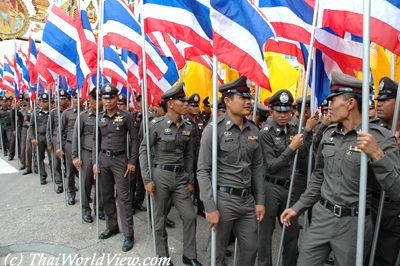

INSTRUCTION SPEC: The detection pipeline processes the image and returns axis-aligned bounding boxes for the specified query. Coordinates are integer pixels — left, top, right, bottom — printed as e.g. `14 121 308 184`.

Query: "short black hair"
342 93 362 113
159 101 167 113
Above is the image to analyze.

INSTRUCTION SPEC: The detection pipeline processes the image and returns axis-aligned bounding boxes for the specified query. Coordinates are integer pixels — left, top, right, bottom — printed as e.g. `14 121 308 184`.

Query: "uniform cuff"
255 193 265 206
203 200 217 213
291 201 305 214
282 147 296 158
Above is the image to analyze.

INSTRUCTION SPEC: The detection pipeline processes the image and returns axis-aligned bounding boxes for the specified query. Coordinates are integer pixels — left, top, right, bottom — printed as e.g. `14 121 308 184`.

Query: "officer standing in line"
369 77 400 266
281 72 400 266
197 76 265 266
56 90 84 204
117 94 128 111
30 93 51 185
11 95 25 166
257 90 315 266
254 103 270 128
92 84 135 252
6 96 15 160
0 96 12 158
200 96 211 124
185 93 206 217
47 89 70 193
19 94 31 172
23 101 37 175
72 89 104 223
139 83 201 266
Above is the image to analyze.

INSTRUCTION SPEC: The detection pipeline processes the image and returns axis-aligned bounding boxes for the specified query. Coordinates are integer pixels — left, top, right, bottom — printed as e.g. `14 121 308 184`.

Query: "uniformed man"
369 77 400 266
0 96 12 158
281 72 400 266
200 96 211 124
11 95 25 166
186 93 206 217
56 90 84 204
19 94 31 172
217 99 226 117
30 93 51 185
257 90 315 266
47 89 70 193
6 96 15 160
92 84 135 252
72 89 104 223
139 83 201 266
197 76 265 266
369 99 377 119
255 102 269 128
117 94 128 111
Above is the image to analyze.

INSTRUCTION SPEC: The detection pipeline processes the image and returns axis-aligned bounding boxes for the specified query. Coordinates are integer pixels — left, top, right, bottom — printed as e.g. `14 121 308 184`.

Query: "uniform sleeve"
57 110 67 150
251 139 266 205
92 116 102 164
184 125 194 184
139 121 157 184
259 129 295 174
370 134 400 201
71 113 83 160
127 112 137 165
30 112 35 139
292 141 325 214
10 109 15 130
197 125 216 212
298 130 313 159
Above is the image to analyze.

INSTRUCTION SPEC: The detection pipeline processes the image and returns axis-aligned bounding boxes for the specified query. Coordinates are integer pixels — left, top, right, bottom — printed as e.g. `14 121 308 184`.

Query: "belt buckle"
105 150 111 157
333 204 342 217
241 189 249 198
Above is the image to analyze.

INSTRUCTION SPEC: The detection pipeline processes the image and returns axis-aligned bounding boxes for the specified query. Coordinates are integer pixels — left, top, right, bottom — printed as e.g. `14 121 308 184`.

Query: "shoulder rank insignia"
182 130 191 136
114 116 123 122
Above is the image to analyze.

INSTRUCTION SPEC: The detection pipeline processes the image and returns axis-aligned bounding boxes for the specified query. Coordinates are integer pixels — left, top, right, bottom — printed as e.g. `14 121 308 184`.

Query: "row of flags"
0 0 399 106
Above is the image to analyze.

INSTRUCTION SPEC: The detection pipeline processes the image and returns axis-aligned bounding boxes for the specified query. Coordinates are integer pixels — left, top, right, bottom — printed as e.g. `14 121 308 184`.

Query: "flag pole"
140 0 156 255
77 88 83 223
34 75 42 184
48 85 56 193
304 47 317 232
15 91 19 168
390 53 395 80
55 78 68 205
210 54 218 266
356 0 371 265
95 0 105 239
276 0 320 265
252 85 260 122
0 123 4 157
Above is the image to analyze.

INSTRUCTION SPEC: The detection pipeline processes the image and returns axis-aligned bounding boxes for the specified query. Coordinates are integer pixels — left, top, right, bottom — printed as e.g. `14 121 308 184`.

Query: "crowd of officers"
0 71 399 266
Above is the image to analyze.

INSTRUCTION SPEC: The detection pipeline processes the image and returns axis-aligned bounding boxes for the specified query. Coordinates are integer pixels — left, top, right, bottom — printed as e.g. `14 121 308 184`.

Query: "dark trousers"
81 149 103 215
20 127 28 167
131 163 145 207
51 137 63 186
64 142 77 198
37 136 51 181
98 152 133 238
1 127 9 154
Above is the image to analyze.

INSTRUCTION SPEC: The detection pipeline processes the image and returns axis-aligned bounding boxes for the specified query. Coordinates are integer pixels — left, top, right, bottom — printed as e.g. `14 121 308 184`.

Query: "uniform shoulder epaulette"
369 118 389 129
151 116 164 124
183 117 192 125
323 123 337 134
369 122 392 137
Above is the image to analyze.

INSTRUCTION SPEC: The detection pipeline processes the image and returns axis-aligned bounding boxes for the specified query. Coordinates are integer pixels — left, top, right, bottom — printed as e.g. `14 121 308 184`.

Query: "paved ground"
0 154 285 266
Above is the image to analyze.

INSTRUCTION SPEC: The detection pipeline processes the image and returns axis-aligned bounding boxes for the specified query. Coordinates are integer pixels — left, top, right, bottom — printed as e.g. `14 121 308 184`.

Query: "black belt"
371 191 394 204
66 140 72 144
154 164 184 173
101 149 125 157
82 147 92 152
319 198 370 217
266 176 290 189
217 185 252 198
23 125 29 128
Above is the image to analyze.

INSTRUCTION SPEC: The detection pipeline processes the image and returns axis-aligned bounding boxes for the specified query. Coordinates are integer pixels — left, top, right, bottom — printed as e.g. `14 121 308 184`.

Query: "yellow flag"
220 63 239 83
259 52 300 105
181 61 213 108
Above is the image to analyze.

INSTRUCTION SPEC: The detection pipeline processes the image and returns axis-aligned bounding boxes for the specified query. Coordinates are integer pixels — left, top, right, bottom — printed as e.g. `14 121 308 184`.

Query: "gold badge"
345 150 352 157
182 130 191 136
248 136 258 141
114 116 123 122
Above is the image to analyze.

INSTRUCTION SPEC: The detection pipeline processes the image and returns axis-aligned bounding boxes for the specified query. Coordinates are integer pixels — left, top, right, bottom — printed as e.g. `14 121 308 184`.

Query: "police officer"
19 94 31 172
369 77 400 266
217 99 226 117
117 94 128 111
200 96 211 124
11 95 25 166
92 84 135 252
186 93 206 217
197 76 265 266
30 93 51 185
47 89 70 193
6 96 15 160
281 72 400 266
258 90 315 266
72 89 104 223
0 96 12 158
56 90 84 204
139 83 201 266
255 102 269 128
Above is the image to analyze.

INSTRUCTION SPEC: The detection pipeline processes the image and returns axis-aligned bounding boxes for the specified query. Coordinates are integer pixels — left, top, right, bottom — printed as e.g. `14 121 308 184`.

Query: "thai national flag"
28 37 38 85
0 62 3 84
3 56 16 91
37 5 80 88
103 0 168 79
121 49 141 93
211 0 276 89
15 50 30 94
319 0 400 55
143 0 213 56
103 47 128 88
258 0 364 75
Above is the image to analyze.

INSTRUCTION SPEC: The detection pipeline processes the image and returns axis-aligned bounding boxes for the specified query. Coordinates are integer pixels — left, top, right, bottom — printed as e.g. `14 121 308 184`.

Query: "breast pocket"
321 147 336 173
159 134 176 152
220 137 239 164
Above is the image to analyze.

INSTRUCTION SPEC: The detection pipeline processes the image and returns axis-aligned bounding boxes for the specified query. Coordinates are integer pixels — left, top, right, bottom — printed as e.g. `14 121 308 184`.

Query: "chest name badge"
182 130 191 136
224 131 232 137
164 128 172 135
